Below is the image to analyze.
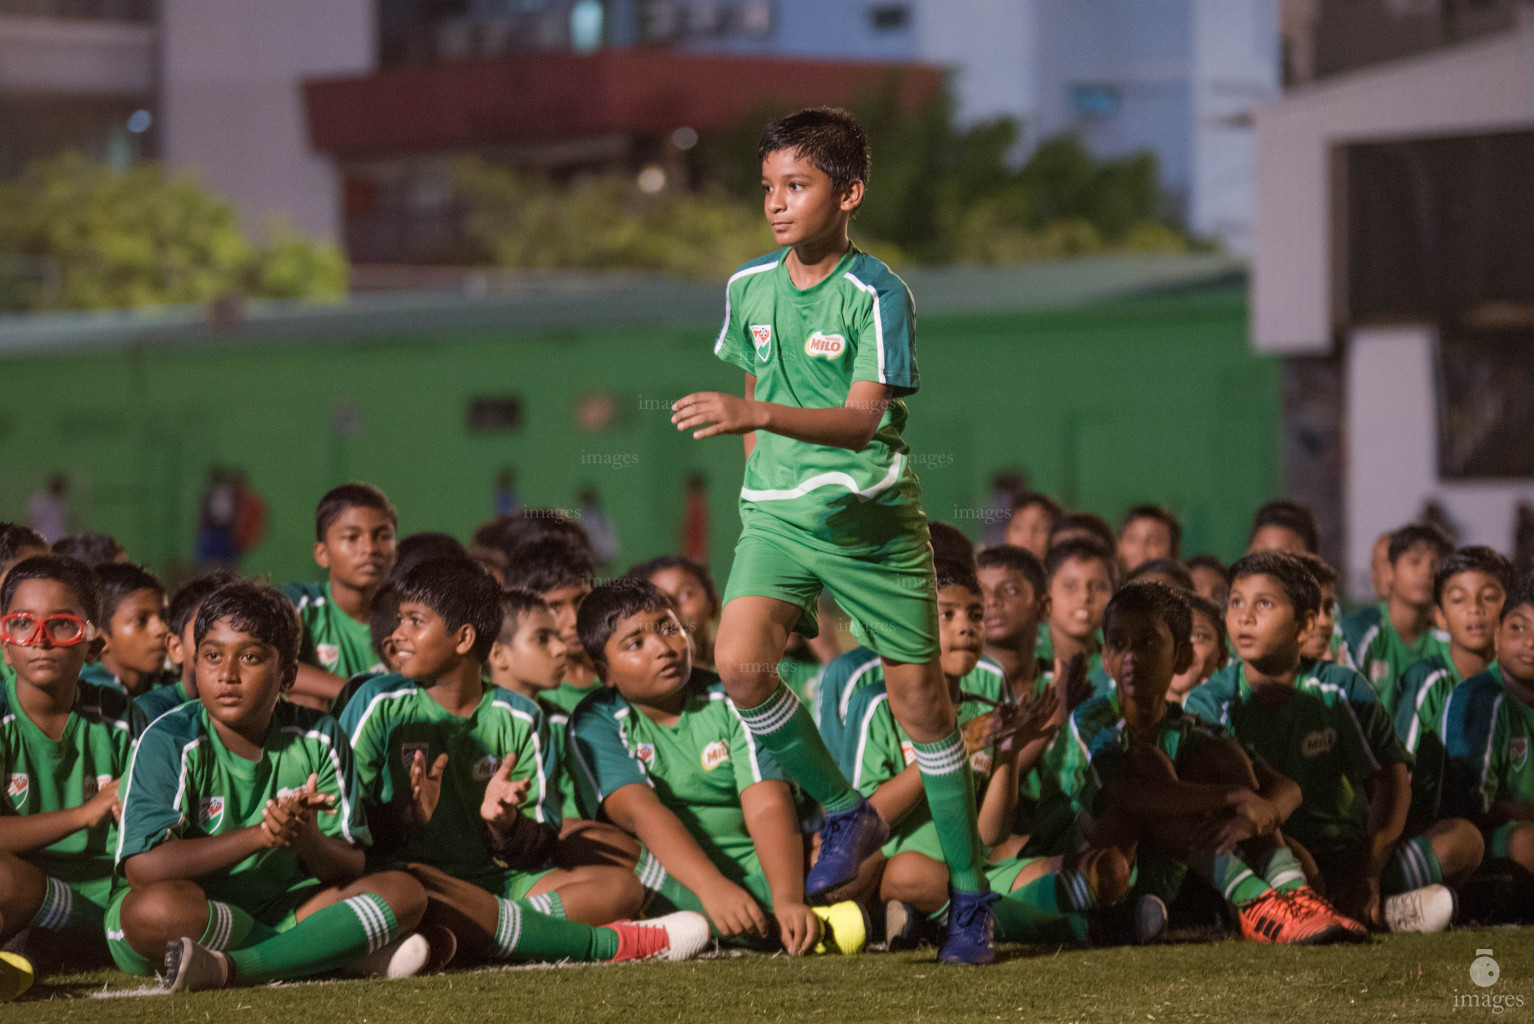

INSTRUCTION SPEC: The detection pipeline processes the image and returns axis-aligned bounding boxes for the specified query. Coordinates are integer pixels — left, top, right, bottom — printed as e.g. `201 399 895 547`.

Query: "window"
869 4 909 31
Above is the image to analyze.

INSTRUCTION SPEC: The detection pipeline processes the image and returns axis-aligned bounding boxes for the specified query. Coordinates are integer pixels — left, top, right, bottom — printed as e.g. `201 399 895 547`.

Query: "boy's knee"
1441 818 1486 867
365 871 428 931
879 853 945 905
1178 737 1257 789
120 881 208 956
1504 824 1534 870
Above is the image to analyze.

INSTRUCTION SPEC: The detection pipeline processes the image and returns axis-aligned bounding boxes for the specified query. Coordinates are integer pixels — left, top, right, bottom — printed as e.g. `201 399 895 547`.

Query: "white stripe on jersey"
713 261 778 357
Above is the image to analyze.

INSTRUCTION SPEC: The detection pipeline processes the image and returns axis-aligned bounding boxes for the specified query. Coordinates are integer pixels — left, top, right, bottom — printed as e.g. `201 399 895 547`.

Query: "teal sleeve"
849 273 918 395
1183 685 1223 728
114 721 188 869
847 693 905 799
714 277 755 374
569 700 649 807
516 699 563 830
1346 673 1413 771
338 691 394 806
311 715 372 848
1438 681 1503 818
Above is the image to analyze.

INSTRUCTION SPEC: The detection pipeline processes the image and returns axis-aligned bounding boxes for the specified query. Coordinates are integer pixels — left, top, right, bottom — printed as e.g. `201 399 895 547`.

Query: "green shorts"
106 880 320 977
1486 820 1533 861
724 514 939 664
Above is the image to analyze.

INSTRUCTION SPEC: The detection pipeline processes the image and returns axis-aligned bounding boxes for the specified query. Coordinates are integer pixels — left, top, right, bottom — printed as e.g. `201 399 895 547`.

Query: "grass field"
16 927 1533 1024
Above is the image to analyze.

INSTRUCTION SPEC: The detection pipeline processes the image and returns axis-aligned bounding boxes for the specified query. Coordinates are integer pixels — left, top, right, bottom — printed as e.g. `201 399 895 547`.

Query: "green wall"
0 284 1278 585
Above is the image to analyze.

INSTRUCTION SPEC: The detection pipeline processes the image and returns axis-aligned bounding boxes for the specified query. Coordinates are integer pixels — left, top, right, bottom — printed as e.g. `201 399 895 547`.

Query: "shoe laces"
950 892 1000 931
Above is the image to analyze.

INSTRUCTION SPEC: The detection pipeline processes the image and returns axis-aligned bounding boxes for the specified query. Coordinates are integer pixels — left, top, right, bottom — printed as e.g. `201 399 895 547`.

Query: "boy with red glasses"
0 555 146 997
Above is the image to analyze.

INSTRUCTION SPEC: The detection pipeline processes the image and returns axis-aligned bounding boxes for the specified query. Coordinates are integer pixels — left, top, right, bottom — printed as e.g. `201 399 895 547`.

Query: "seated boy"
340 561 700 964
1125 559 1194 593
1437 579 1534 914
1004 493 1062 561
628 556 721 674
570 579 864 955
1245 500 1319 555
1339 524 1453 697
1187 552 1480 934
136 569 242 724
1167 593 1228 705
1043 581 1362 945
1293 552 1342 664
1185 554 1230 609
0 555 145 981
0 525 50 691
1118 505 1181 573
327 581 405 719
1039 539 1115 694
52 533 125 568
503 538 601 715
79 563 174 699
111 581 429 992
281 484 399 709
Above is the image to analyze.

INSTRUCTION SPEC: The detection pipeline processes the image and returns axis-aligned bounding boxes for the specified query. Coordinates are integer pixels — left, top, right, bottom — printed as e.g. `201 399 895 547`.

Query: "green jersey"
116 701 368 911
1338 602 1451 706
1391 654 1466 756
339 675 559 882
1440 664 1534 818
570 670 781 880
134 680 192 724
541 678 603 716
536 694 583 822
78 661 178 699
1185 658 1411 854
714 246 924 557
2 676 143 888
280 581 382 679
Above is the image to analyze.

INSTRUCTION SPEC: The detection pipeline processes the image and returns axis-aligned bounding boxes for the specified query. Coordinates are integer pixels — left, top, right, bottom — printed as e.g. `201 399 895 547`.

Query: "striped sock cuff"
1394 836 1442 890
911 731 968 777
1057 870 1094 913
29 876 71 932
345 893 398 955
493 898 524 959
524 891 566 920
734 684 801 738
200 901 236 951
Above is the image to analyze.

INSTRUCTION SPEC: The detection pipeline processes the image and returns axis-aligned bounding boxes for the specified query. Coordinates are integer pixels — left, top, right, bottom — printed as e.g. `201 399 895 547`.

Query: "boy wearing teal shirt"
1339 524 1453 699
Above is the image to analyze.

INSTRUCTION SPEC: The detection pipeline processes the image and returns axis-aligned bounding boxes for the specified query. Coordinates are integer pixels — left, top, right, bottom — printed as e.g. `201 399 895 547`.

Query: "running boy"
282 484 399 708
670 107 997 961
79 563 173 699
1339 524 1454 696
0 556 144 978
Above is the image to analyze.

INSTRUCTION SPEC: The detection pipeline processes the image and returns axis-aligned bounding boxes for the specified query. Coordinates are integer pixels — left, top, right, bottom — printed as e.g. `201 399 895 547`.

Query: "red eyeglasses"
0 613 95 647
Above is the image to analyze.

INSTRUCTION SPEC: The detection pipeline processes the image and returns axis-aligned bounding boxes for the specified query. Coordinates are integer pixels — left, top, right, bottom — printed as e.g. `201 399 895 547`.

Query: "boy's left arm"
1336 686 1413 924
289 720 372 885
740 779 818 956
673 379 893 452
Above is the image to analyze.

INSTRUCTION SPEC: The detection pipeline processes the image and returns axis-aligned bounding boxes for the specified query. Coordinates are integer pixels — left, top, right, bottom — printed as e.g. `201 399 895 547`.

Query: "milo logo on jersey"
1511 737 1529 771
749 325 772 362
805 331 846 359
970 750 993 777
401 742 430 769
700 741 730 772
6 774 28 810
199 796 226 831
473 756 501 781
317 644 341 669
1301 727 1338 757
1370 662 1390 684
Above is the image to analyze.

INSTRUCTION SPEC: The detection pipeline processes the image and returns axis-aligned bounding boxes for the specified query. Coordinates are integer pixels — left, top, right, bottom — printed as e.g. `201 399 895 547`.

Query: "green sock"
1391 835 1443 890
227 893 398 985
991 890 1088 944
1258 847 1309 893
910 730 987 892
521 891 566 920
492 898 619 962
198 900 261 952
735 683 859 813
1188 849 1271 907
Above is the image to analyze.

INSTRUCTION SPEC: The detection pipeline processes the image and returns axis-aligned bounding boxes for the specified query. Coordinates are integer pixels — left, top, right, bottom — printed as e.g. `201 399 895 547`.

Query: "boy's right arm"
291 664 347 708
0 781 119 854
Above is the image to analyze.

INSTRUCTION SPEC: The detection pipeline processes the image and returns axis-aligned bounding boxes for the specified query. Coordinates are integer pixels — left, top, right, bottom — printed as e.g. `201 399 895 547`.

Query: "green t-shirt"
339 675 559 883
1391 654 1464 756
569 670 781 881
714 246 925 557
116 701 369 911
1339 602 1451 707
536 694 583 823
78 661 179 699
1440 663 1534 818
2 676 143 889
280 581 382 679
541 678 604 716
134 679 192 724
1185 658 1411 854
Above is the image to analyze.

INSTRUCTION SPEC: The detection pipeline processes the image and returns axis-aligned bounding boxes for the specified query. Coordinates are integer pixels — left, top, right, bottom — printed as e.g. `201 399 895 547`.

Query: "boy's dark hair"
0 523 47 572
1048 511 1117 556
928 521 976 570
315 483 397 542
1290 551 1338 592
395 532 468 578
1228 551 1322 619
1435 546 1516 607
193 581 302 670
1046 537 1118 586
1126 558 1195 592
1388 523 1453 565
975 545 1048 601
1103 581 1193 666
52 532 124 568
393 559 503 663
95 563 164 630
1122 504 1183 560
370 581 401 664
576 578 680 675
934 556 981 596
1500 576 1534 623
502 538 595 595
625 555 719 610
472 510 592 562
1186 593 1230 657
1249 500 1319 553
1 554 102 623
758 107 871 197
1184 553 1229 584
498 587 551 645
1010 491 1063 523
168 570 244 637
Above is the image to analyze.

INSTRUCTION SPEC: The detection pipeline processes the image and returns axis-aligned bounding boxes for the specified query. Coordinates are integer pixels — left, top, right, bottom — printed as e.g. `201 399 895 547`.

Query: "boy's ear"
313 541 331 571
1172 641 1195 677
1432 605 1448 632
1035 593 1051 624
166 631 184 663
280 661 298 693
487 639 513 671
1295 608 1318 642
455 623 478 657
839 179 865 213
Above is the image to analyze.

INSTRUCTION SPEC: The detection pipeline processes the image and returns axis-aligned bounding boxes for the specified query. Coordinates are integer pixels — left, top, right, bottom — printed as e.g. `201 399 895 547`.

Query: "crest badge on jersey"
199 796 225 831
701 740 730 771
317 644 340 669
6 774 28 810
1511 737 1529 771
804 331 846 359
635 743 657 769
401 742 430 769
749 325 772 362
899 741 917 767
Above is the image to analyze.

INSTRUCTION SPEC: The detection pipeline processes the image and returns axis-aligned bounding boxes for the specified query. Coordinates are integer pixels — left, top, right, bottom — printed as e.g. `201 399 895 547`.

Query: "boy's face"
1048 556 1113 642
542 583 593 670
1371 533 1395 600
1497 603 1534 685
1299 584 1336 660
1103 606 1190 729
602 607 691 706
1169 609 1224 701
1391 542 1440 609
1118 517 1172 572
167 616 201 696
498 607 568 692
978 566 1044 647
1005 506 1052 559
936 584 984 680
315 506 397 593
649 567 715 641
103 587 169 675
1189 565 1229 609
196 617 295 737
1247 525 1307 555
1 578 95 691
1436 570 1505 658
761 148 861 250
391 600 472 681
1227 573 1313 671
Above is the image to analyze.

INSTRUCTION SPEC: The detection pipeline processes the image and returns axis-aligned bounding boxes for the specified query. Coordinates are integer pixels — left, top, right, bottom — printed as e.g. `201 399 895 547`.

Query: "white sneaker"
608 911 712 962
164 938 230 992
1383 884 1456 934
345 931 432 979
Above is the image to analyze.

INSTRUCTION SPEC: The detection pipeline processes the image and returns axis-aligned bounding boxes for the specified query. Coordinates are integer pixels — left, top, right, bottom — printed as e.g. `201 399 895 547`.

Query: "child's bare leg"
715 596 798 710
1505 824 1534 890
118 880 214 960
524 865 643 924
408 864 500 958
294 870 427 933
555 819 641 871
879 852 950 914
1419 818 1485 889
0 852 45 944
